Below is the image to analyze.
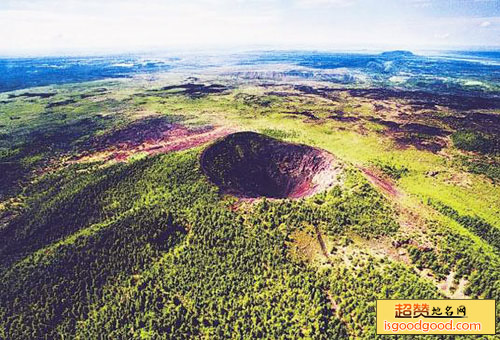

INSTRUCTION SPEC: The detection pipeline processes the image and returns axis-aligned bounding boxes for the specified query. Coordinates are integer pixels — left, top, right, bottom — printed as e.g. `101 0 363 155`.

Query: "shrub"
451 130 498 154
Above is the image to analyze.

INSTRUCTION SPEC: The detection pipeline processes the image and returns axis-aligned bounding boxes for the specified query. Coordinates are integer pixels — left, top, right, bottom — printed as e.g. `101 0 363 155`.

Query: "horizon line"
1 45 500 59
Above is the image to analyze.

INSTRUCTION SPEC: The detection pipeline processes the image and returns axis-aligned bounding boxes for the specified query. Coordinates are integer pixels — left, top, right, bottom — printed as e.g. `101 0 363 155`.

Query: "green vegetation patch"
371 159 410 180
428 199 500 252
451 129 499 154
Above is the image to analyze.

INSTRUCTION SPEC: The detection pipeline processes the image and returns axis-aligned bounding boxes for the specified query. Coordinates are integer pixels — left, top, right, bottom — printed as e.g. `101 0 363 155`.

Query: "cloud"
0 0 499 55
0 0 288 54
434 32 450 39
408 0 432 8
294 0 356 9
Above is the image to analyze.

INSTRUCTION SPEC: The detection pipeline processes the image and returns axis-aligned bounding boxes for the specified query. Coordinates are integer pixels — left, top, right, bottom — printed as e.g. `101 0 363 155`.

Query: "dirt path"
314 224 330 260
360 167 402 198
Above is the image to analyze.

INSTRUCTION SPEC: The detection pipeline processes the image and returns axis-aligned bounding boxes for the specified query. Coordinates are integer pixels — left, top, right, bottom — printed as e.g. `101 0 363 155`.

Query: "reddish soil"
96 117 176 149
360 167 401 198
73 121 235 163
140 125 233 156
287 178 314 199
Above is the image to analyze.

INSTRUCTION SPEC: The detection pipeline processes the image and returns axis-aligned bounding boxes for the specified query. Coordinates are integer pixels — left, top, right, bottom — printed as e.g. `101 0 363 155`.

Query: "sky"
0 0 499 55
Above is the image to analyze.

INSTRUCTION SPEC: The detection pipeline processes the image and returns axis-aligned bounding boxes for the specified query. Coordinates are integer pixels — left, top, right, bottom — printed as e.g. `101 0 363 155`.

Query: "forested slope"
0 151 442 339
1 147 497 339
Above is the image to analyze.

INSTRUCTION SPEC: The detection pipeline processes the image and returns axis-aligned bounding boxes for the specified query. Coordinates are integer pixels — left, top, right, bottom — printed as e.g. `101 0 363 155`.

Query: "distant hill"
380 50 415 58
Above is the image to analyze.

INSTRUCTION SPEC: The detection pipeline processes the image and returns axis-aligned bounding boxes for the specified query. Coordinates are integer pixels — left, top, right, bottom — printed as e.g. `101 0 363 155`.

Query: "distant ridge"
380 50 415 58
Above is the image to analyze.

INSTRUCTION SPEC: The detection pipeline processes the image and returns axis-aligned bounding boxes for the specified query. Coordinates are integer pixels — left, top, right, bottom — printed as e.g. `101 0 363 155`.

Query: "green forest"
1 147 498 339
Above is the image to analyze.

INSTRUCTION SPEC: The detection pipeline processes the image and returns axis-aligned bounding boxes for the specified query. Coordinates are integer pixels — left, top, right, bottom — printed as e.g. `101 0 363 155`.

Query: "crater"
200 132 341 199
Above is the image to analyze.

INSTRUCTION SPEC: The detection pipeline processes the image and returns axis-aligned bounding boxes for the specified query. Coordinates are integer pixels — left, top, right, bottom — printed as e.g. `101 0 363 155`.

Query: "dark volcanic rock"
146 83 230 99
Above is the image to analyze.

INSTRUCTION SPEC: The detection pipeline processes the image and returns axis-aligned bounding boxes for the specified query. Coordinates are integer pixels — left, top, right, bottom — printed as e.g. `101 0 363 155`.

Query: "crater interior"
200 131 341 199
